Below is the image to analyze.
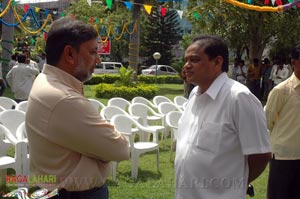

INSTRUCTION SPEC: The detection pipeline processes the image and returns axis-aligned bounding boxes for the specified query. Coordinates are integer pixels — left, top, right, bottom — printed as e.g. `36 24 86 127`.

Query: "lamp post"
153 52 161 84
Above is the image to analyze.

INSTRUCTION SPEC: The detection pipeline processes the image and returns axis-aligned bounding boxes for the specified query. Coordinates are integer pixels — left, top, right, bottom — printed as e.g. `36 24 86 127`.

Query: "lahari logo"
6 175 56 185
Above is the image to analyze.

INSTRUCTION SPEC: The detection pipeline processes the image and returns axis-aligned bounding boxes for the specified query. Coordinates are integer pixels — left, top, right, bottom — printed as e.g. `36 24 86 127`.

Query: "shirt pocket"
194 122 222 154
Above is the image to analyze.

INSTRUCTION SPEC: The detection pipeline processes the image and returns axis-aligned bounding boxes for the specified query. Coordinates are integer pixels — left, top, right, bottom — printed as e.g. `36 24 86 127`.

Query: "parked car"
141 65 178 75
94 62 123 74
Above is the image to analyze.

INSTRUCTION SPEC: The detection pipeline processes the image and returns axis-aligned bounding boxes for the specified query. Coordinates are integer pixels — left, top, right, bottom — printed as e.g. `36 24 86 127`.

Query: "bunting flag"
193 12 200 20
248 0 252 4
176 10 183 19
143 4 152 15
35 7 40 12
87 0 91 6
106 0 113 10
71 14 76 20
276 0 282 5
264 0 269 5
24 4 29 13
124 1 133 11
271 0 276 5
161 7 167 17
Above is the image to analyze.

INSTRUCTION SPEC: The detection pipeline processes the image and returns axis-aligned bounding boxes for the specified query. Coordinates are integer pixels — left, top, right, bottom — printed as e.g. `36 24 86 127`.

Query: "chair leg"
111 161 118 181
131 154 139 180
157 149 160 171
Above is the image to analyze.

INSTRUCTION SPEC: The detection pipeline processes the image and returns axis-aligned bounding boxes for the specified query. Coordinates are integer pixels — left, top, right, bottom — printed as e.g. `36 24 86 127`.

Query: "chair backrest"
165 111 182 140
157 102 180 115
165 111 182 129
100 105 129 121
16 121 27 140
173 96 188 107
0 97 18 109
0 110 26 138
132 96 156 108
0 105 6 112
0 123 18 146
88 98 106 112
153 95 172 107
15 101 28 112
108 97 131 111
128 103 156 126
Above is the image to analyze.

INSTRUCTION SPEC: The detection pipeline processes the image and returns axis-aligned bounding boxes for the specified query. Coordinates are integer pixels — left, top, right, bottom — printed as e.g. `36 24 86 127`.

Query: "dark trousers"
0 79 7 96
267 158 300 199
52 184 109 199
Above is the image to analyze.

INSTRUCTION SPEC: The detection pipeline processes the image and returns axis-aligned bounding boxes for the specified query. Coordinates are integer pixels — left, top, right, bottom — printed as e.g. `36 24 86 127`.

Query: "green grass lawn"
1 84 269 199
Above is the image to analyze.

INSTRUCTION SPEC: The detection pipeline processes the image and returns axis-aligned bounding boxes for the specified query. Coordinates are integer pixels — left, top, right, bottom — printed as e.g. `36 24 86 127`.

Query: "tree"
67 0 131 63
140 7 182 67
183 0 300 63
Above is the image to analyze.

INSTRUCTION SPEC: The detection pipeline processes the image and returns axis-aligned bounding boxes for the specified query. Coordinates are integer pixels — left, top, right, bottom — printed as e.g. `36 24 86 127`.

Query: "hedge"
85 74 183 85
94 83 158 100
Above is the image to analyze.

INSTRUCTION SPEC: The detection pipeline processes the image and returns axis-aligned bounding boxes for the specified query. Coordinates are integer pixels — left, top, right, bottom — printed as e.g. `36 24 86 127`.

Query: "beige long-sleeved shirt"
265 73 300 160
26 64 129 191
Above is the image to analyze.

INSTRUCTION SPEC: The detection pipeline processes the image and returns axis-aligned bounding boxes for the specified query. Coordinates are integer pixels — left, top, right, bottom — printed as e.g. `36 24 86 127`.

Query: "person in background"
271 60 289 86
261 58 273 101
236 59 247 85
176 35 271 199
9 53 18 70
247 58 262 99
229 57 239 80
265 47 300 199
0 67 7 96
37 52 46 72
26 17 129 199
23 49 39 71
6 54 39 102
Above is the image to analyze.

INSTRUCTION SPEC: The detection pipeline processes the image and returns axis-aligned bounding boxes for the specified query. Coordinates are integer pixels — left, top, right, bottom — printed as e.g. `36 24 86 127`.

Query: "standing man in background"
26 17 129 199
265 47 300 199
176 35 271 199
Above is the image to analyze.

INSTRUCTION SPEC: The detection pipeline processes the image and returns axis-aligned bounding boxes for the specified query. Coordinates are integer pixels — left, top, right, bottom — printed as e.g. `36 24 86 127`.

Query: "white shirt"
6 63 40 100
272 66 289 85
236 65 248 84
175 72 271 199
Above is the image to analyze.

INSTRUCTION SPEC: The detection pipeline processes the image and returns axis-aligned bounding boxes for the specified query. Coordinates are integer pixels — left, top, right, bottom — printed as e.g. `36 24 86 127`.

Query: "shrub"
138 75 183 84
94 83 158 100
85 74 120 85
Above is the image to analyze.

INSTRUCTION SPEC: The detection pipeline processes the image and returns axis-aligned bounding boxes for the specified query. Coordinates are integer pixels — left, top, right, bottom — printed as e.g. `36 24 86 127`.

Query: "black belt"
56 185 107 199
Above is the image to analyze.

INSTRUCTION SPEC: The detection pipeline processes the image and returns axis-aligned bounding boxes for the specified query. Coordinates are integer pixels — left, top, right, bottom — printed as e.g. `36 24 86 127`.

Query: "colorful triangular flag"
143 4 152 15
124 1 133 10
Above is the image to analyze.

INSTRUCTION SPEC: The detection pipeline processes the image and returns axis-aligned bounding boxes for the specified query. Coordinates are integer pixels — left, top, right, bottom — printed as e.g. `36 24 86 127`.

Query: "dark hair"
17 54 27 63
191 35 229 72
291 47 300 60
264 58 270 64
45 17 98 66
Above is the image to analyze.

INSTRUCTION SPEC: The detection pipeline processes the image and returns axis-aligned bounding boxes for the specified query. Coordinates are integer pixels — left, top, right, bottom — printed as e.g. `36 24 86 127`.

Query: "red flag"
276 0 282 5
161 7 167 17
264 0 269 4
24 4 29 13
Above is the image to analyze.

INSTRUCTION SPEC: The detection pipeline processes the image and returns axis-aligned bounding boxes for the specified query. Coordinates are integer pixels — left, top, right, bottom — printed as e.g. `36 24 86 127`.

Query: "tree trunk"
129 0 143 81
1 0 14 79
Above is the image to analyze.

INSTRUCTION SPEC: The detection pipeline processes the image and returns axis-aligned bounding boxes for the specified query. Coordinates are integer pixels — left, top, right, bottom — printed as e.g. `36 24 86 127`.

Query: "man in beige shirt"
265 47 300 199
26 17 129 199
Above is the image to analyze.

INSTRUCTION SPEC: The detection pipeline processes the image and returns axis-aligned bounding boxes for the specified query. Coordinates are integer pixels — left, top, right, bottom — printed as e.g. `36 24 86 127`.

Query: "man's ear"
215 56 223 69
64 45 76 65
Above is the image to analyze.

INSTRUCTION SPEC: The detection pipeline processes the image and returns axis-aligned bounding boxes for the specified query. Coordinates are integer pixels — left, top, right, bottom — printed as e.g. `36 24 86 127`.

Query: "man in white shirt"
176 35 272 199
0 66 7 96
6 54 39 102
23 49 39 71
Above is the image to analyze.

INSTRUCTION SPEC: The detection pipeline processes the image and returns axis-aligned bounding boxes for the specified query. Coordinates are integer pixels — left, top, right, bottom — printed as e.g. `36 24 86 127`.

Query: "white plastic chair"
15 101 28 112
132 96 156 108
128 103 165 143
111 114 159 180
152 95 173 108
88 98 106 112
0 124 29 186
0 110 26 142
0 106 5 112
173 96 188 110
107 97 131 111
165 111 182 161
157 102 181 141
0 97 18 109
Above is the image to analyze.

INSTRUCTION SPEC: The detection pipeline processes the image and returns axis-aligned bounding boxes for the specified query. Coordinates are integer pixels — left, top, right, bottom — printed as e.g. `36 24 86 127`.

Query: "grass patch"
1 84 268 199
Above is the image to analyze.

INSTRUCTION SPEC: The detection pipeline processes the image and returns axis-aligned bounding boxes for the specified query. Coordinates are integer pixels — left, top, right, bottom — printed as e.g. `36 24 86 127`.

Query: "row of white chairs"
0 109 29 187
0 97 28 112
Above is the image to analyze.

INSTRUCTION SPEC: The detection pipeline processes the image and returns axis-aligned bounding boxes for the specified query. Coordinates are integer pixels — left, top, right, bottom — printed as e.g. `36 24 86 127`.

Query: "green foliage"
94 83 158 100
114 66 135 87
85 74 120 85
140 7 182 66
138 75 183 84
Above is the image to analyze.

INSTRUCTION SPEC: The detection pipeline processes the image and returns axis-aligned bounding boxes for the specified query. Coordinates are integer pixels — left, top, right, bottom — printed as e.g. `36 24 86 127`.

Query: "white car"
93 62 123 74
141 65 178 75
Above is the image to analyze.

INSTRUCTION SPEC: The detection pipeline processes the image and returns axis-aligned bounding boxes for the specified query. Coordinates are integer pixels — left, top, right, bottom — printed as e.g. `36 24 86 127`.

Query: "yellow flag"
143 4 152 15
